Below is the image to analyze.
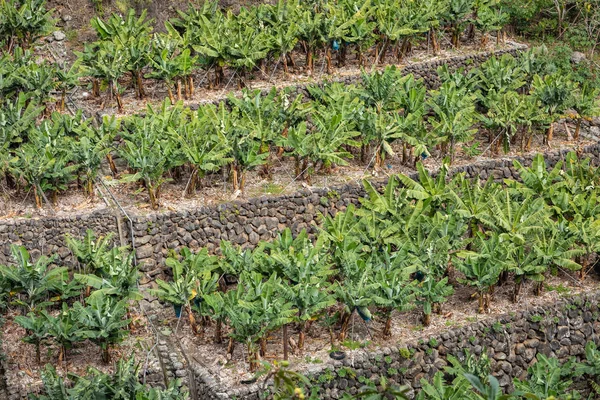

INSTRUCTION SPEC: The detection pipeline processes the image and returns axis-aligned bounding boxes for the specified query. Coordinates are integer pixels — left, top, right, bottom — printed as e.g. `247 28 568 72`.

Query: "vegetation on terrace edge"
1 43 599 210
28 344 600 399
2 151 600 385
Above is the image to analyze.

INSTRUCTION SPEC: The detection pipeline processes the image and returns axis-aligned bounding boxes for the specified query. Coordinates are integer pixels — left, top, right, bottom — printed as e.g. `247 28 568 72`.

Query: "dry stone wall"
1 142 600 286
190 291 600 399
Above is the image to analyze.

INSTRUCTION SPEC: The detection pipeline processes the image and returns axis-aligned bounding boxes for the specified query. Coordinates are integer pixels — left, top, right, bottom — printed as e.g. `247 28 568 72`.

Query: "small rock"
62 15 72 22
571 51 586 64
53 31 66 41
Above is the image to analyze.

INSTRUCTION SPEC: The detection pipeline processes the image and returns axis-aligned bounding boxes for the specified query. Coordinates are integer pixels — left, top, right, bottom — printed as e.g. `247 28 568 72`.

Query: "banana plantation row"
1 0 510 110
3 152 599 380
2 47 599 210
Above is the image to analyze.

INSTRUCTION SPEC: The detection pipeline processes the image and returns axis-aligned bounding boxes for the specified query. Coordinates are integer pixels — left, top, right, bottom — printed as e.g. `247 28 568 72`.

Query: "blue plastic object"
356 306 372 322
332 40 340 51
421 152 428 160
174 304 183 318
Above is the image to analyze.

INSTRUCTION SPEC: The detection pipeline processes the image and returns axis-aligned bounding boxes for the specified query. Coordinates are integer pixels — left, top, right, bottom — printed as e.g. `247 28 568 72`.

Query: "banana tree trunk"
326 47 333 74
188 76 194 99
298 321 306 351
283 324 289 360
282 53 289 75
574 118 582 140
186 167 199 197
102 344 110 364
147 184 159 210
422 312 431 326
248 345 258 372
512 278 523 303
232 165 239 191
306 46 314 73
339 311 352 341
167 85 175 105
187 304 198 335
33 185 43 209
176 80 183 101
112 81 123 112
92 79 100 97
383 311 392 337
215 320 223 344
260 337 267 357
546 123 554 144
430 28 439 55
136 70 145 99
478 291 484 314
227 337 235 357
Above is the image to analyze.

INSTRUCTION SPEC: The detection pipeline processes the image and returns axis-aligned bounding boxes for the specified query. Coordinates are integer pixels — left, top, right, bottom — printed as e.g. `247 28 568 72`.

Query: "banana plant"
224 272 295 371
171 110 232 196
10 122 78 208
77 40 129 112
74 295 131 363
531 228 583 294
151 256 198 329
119 102 185 209
474 0 508 48
512 355 579 399
0 0 55 52
479 90 531 153
427 81 477 162
308 103 361 172
574 341 600 388
14 312 48 364
266 231 335 352
475 55 526 110
91 9 153 100
147 33 197 103
0 245 66 313
531 73 574 144
70 123 112 198
456 233 505 313
266 0 300 74
443 0 473 48
371 269 414 336
229 88 282 177
225 17 272 87
43 302 84 362
480 192 550 300
297 3 327 73
417 372 475 400
0 92 43 161
334 253 378 340
32 357 183 399
202 291 228 344
572 83 600 140
450 174 498 241
74 248 141 302
65 229 117 275
414 276 453 326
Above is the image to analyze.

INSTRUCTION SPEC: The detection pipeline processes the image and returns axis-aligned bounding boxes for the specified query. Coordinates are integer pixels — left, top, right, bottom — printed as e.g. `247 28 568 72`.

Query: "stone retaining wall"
2 142 600 286
190 291 600 399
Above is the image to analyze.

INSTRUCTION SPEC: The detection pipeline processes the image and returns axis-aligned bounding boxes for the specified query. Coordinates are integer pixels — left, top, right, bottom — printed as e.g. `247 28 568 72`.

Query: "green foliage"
31 357 184 400
0 245 67 313
0 0 55 51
